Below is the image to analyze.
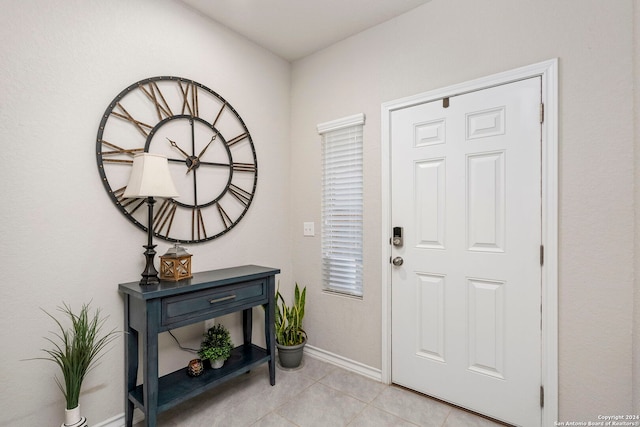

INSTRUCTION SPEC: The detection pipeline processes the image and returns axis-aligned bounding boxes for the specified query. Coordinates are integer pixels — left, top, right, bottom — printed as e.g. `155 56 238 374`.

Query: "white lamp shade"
123 153 180 198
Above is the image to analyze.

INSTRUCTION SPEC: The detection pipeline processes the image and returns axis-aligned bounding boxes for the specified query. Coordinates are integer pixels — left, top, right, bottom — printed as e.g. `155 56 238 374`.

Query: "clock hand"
167 138 190 159
185 132 219 174
196 132 218 159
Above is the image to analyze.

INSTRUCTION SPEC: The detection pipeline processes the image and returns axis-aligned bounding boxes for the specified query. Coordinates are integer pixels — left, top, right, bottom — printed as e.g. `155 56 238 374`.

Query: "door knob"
392 256 404 266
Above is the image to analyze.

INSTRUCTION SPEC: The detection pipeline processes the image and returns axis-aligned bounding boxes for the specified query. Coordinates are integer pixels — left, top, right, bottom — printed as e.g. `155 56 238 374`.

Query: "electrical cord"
168 329 199 354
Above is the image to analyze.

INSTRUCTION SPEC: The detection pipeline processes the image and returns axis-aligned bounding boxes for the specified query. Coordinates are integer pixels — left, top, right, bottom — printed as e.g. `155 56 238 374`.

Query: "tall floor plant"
32 302 119 410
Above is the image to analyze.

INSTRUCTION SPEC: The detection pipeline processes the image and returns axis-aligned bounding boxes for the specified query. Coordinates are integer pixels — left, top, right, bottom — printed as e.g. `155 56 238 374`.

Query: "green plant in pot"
30 302 118 427
275 282 307 369
198 324 233 369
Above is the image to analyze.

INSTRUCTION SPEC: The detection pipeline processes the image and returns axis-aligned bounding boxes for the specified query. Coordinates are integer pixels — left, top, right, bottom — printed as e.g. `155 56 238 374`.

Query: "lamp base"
139 244 160 286
138 197 160 286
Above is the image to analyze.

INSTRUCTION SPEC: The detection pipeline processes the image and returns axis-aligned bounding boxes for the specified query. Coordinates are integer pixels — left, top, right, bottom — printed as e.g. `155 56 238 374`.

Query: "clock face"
96 76 257 243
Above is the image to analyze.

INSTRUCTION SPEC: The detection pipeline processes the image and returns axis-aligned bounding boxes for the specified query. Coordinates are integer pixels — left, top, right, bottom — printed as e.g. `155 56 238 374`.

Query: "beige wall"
634 0 640 416
0 0 291 425
0 0 636 424
290 0 636 421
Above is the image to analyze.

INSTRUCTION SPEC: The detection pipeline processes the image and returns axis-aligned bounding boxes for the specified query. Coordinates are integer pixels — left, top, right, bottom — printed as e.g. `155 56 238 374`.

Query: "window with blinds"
317 113 365 297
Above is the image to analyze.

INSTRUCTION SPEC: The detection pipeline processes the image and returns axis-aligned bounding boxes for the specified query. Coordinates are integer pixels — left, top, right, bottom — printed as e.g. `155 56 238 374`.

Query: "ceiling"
179 0 431 61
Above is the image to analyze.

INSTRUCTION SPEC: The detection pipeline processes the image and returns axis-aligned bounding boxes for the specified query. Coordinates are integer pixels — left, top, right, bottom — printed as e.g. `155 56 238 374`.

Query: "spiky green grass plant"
34 302 118 410
275 283 307 346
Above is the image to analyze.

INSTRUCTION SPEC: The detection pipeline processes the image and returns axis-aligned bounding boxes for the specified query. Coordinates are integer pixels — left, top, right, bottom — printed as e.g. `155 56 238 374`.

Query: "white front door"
390 77 542 426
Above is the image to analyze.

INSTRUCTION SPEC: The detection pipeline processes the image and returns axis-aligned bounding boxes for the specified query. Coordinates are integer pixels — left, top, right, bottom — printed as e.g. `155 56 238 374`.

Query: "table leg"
243 308 252 346
266 277 276 385
124 296 137 427
142 301 160 427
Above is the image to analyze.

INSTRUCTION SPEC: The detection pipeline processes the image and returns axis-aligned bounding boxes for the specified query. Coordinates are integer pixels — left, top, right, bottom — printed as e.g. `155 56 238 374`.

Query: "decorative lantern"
159 244 192 281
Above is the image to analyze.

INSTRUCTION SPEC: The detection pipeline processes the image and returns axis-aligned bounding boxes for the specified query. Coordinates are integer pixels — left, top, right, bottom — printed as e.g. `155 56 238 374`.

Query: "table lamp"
124 153 179 285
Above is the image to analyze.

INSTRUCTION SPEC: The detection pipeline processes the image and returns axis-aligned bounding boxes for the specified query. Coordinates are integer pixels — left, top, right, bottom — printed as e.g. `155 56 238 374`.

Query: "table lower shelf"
129 344 271 413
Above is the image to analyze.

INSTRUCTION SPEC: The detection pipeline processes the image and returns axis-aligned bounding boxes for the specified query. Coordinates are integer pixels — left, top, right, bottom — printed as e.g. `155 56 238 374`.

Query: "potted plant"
30 302 118 427
275 282 307 368
198 324 233 369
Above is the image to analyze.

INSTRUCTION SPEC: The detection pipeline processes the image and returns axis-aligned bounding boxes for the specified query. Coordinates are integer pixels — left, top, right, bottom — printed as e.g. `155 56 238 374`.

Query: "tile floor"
137 357 509 427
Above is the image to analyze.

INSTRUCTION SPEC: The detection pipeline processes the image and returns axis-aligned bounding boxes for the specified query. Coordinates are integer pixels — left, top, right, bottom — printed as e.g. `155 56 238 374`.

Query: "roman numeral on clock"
212 102 226 128
139 81 173 121
111 103 153 137
232 162 256 173
228 184 252 207
179 81 199 117
113 187 145 213
99 140 143 163
153 199 177 237
216 202 233 229
192 207 207 241
226 132 248 147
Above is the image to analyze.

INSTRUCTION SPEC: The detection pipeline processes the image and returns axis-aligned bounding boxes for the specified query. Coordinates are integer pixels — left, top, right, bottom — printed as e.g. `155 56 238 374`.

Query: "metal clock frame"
96 76 258 243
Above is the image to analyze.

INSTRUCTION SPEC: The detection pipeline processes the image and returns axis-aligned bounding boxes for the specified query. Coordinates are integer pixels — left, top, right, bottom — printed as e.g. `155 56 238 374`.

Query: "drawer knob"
209 295 236 304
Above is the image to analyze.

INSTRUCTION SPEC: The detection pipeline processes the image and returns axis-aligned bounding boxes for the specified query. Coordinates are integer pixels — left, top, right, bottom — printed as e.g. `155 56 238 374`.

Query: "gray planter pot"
276 338 306 369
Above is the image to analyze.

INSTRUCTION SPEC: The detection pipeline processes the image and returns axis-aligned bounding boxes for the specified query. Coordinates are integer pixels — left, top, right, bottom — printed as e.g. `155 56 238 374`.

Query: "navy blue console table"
119 265 280 427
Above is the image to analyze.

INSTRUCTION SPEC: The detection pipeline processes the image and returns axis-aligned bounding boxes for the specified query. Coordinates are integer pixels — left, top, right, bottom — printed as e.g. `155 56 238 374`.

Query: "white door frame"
381 59 558 425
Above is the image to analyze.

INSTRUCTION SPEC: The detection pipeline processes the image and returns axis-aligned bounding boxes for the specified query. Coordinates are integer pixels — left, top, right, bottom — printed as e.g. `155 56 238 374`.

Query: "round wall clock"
96 76 257 243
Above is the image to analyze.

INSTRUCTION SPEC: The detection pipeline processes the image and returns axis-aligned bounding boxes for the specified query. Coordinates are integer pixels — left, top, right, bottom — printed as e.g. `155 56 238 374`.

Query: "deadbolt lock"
393 227 403 247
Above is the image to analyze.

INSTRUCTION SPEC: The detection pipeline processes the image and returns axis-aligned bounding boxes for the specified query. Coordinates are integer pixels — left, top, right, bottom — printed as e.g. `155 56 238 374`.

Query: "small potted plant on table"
198 324 233 369
275 282 307 369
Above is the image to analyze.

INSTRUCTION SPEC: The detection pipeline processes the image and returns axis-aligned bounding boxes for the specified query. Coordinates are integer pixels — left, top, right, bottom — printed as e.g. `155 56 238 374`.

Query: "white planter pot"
211 358 224 369
62 405 88 427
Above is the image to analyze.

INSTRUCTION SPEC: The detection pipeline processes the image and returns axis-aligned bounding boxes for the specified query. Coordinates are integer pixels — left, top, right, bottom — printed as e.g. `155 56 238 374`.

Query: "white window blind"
317 113 365 297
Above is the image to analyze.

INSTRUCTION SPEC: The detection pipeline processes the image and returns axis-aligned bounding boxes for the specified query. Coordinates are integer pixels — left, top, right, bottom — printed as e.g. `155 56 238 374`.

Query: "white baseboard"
93 413 124 427
98 346 381 426
94 412 144 427
304 344 382 382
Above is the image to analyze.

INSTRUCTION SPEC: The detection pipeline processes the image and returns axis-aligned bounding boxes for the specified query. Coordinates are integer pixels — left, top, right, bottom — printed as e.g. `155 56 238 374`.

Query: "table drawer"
162 279 266 326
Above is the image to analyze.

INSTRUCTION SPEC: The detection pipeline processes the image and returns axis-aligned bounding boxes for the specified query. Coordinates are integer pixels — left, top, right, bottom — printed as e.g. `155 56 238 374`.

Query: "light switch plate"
303 222 315 236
